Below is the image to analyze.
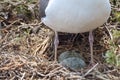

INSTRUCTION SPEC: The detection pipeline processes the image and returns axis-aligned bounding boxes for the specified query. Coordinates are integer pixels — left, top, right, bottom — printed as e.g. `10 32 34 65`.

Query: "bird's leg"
54 31 59 62
89 31 94 64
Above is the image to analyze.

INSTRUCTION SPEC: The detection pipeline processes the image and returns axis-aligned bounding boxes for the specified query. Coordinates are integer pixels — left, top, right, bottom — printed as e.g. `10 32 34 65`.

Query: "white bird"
39 0 111 63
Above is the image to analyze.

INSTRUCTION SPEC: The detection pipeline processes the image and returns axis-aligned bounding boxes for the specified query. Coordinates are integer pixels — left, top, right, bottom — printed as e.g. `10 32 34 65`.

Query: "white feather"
42 0 111 33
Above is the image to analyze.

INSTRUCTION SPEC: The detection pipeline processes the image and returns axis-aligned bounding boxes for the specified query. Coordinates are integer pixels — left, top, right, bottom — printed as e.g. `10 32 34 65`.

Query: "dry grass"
0 0 120 80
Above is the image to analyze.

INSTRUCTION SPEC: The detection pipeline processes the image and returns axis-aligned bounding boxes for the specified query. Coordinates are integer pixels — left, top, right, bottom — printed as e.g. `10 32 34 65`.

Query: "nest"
0 0 120 79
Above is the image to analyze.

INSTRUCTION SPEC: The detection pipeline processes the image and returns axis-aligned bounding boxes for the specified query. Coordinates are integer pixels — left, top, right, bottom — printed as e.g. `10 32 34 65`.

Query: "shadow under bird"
39 0 111 64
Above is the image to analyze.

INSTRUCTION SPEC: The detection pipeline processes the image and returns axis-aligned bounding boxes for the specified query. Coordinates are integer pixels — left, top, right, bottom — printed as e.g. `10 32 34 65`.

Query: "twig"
0 19 21 31
33 36 51 56
83 63 99 77
104 24 113 40
20 72 26 80
0 32 9 44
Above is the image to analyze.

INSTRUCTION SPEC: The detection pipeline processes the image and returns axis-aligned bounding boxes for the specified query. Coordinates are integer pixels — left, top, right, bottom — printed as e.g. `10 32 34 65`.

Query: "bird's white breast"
42 0 111 33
